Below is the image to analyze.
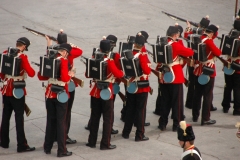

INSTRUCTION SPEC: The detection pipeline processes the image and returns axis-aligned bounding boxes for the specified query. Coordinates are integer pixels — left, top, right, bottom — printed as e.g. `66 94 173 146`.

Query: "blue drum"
68 81 76 92
100 88 111 100
198 74 210 85
223 66 235 75
163 72 174 83
13 88 24 99
127 82 138 94
57 91 68 103
113 83 120 95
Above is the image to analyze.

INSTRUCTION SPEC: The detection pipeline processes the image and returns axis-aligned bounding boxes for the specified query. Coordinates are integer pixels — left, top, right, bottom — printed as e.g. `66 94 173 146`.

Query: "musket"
118 91 126 106
72 77 84 88
216 56 230 68
23 26 57 41
179 56 194 67
235 0 239 17
162 11 199 27
161 11 222 40
24 103 31 117
23 26 81 46
31 61 40 67
151 68 162 80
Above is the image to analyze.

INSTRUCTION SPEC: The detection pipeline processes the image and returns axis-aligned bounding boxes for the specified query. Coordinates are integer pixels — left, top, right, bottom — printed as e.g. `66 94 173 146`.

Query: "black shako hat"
137 31 149 43
177 121 195 142
57 29 67 44
206 24 218 34
106 35 118 44
175 23 183 37
199 17 210 28
135 33 145 46
166 26 179 36
17 37 30 51
234 19 240 31
100 39 111 53
58 43 72 53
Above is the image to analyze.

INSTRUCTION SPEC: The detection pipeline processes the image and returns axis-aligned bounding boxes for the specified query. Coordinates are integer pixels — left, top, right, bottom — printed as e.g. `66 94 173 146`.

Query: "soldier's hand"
68 71 75 77
45 35 52 46
186 21 191 28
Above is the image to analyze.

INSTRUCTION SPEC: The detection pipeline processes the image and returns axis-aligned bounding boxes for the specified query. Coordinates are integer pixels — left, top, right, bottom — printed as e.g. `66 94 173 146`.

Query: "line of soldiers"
0 15 240 159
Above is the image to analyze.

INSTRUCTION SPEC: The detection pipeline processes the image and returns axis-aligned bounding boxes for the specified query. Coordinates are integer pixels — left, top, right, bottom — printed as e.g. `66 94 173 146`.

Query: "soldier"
0 37 36 152
122 33 151 141
46 30 83 144
177 121 202 160
85 35 120 134
184 17 217 111
86 39 124 150
190 24 221 125
221 18 240 115
158 26 193 132
38 43 73 157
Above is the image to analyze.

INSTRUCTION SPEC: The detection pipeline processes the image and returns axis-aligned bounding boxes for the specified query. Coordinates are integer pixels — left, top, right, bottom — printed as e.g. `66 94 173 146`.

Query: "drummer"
86 39 124 150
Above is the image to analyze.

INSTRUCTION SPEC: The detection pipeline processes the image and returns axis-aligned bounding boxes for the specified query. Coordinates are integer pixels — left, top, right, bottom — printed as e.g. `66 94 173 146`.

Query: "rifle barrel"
161 11 199 27
23 26 57 41
31 61 40 66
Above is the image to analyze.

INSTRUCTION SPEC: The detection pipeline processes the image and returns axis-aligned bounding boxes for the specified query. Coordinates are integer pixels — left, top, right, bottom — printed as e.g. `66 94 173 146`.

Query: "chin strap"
181 141 186 149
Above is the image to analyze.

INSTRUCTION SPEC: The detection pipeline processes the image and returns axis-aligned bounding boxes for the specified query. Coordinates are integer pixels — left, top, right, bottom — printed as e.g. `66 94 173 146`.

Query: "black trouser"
44 98 67 154
159 84 184 127
66 90 75 138
0 95 28 149
192 76 214 121
222 74 233 110
154 81 162 115
185 66 195 109
120 85 128 122
88 97 113 148
122 92 148 140
87 94 116 129
222 73 240 111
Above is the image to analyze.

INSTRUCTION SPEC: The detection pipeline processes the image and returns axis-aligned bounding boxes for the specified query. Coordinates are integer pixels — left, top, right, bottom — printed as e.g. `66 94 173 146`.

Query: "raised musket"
23 26 57 41
161 11 222 40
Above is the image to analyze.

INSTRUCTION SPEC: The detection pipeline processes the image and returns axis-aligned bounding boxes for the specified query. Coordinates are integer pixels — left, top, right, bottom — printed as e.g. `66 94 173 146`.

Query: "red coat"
193 35 222 77
132 49 151 93
88 55 124 99
68 46 83 87
113 52 122 84
0 50 35 96
37 57 71 98
141 45 151 64
159 38 193 84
